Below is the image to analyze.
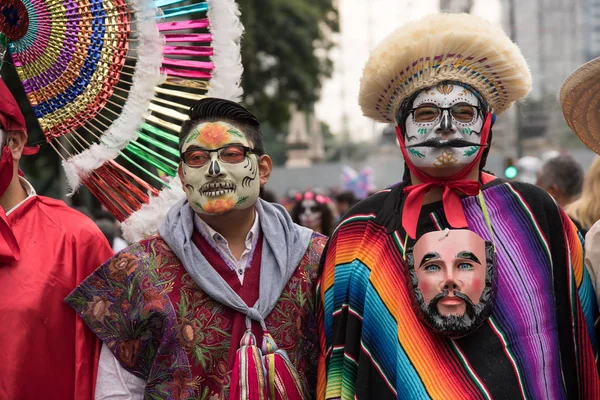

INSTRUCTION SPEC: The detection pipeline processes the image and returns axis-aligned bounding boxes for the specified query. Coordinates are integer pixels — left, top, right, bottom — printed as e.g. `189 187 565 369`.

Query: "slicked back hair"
179 98 265 155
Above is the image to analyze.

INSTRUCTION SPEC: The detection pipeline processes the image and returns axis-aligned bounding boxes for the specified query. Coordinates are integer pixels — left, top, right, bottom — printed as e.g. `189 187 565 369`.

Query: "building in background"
440 0 597 154
499 0 589 152
285 104 326 167
583 0 600 60
439 0 474 13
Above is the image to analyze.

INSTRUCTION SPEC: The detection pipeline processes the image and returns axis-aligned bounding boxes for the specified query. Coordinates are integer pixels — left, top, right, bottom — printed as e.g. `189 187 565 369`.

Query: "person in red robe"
0 78 114 399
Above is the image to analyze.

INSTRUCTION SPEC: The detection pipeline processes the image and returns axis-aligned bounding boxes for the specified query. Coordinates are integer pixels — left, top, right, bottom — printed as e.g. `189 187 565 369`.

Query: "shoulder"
33 196 107 240
498 180 557 210
586 220 600 243
497 181 577 249
347 188 395 217
308 232 327 256
117 235 171 260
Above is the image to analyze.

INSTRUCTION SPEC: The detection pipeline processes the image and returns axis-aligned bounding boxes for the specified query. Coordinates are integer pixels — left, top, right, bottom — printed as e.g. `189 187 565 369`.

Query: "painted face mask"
404 83 485 177
406 229 496 338
298 198 322 229
180 121 261 216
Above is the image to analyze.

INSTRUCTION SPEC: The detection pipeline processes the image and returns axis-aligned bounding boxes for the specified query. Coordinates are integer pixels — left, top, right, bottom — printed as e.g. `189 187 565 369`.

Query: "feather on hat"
359 13 532 123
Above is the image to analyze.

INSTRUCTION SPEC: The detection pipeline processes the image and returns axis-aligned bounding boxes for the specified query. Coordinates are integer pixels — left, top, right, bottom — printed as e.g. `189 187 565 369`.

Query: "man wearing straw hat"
561 58 600 312
317 13 599 399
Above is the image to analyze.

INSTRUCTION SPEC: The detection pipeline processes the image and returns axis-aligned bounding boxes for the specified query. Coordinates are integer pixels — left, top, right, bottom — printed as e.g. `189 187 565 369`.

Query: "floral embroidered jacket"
66 232 326 400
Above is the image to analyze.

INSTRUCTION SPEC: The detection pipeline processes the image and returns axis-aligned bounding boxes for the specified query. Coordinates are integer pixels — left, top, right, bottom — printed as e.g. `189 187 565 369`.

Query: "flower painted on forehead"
197 123 229 147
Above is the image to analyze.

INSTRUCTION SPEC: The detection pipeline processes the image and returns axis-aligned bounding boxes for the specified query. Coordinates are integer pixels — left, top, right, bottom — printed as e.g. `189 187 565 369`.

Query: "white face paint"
180 121 261 216
404 83 484 177
298 199 323 229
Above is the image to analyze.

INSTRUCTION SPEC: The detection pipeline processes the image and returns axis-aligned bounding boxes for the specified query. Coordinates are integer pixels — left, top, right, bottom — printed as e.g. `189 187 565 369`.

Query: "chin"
419 164 470 178
438 304 467 317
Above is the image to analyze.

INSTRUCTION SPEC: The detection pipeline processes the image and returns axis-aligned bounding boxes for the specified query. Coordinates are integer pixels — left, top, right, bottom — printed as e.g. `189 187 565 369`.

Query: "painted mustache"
429 289 476 313
406 138 486 149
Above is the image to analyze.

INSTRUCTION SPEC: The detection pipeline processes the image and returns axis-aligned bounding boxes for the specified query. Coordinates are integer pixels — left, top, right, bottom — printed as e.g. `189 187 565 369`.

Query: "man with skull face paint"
317 13 599 399
67 98 326 399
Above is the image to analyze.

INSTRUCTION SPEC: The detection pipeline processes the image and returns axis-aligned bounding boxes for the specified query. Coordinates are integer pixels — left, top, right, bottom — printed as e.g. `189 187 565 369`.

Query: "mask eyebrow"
419 252 440 267
456 251 480 263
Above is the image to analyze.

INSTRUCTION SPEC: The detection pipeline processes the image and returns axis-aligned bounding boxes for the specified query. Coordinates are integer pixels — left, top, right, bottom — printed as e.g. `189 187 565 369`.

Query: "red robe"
0 194 114 400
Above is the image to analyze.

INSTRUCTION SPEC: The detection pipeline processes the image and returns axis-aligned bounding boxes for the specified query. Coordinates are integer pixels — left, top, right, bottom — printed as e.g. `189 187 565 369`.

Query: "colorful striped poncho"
317 179 599 399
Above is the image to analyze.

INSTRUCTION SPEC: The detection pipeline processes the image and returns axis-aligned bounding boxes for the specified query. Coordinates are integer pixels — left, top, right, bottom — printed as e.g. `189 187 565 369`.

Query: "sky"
314 0 502 141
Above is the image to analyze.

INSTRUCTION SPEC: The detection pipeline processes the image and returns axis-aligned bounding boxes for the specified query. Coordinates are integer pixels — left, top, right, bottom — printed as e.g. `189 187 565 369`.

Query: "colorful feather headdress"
0 0 244 241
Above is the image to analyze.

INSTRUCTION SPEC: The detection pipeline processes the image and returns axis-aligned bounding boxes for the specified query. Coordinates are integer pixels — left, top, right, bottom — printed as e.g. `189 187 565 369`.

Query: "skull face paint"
298 198 323 230
404 83 484 177
180 121 260 216
406 229 497 338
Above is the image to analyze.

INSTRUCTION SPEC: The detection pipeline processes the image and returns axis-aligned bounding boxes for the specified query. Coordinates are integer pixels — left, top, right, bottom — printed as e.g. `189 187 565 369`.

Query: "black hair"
538 154 584 197
179 98 265 155
259 187 278 203
334 191 357 205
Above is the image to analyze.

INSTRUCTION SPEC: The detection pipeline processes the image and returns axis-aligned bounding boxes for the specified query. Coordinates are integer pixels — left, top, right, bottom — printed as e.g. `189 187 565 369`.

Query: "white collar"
194 208 260 247
6 177 37 216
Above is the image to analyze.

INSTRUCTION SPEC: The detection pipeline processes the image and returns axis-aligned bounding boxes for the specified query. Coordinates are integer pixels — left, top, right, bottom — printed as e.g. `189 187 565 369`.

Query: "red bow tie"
0 209 20 263
402 179 481 239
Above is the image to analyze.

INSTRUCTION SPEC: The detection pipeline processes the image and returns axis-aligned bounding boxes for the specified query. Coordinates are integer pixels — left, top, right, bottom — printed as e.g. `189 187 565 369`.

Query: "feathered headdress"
359 13 531 123
0 0 244 242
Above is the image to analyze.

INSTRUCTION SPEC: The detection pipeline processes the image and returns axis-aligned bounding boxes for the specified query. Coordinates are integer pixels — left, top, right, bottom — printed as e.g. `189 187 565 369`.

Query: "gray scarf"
158 198 313 328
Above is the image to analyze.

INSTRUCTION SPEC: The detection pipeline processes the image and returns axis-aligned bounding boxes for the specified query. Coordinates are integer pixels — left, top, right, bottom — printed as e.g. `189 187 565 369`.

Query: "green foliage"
238 0 338 130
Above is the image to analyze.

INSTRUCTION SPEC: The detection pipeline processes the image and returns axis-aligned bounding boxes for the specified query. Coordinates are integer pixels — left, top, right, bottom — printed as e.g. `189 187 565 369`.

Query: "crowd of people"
3 11 600 400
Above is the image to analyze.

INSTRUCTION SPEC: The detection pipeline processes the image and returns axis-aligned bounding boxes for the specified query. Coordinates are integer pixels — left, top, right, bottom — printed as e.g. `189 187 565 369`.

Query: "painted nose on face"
435 110 454 135
205 154 223 178
440 269 461 293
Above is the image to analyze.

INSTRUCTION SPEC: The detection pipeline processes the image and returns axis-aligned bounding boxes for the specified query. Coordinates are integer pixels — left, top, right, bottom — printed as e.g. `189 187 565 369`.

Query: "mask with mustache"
405 229 497 338
180 121 260 216
403 83 485 178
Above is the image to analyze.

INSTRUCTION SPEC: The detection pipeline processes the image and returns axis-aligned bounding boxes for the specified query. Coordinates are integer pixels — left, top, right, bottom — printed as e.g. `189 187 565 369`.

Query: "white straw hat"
359 13 532 123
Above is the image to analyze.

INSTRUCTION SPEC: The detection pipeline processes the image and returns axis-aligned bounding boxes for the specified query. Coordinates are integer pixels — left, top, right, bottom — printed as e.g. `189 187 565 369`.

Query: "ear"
7 130 27 162
548 184 560 197
257 155 272 187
